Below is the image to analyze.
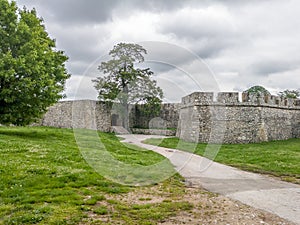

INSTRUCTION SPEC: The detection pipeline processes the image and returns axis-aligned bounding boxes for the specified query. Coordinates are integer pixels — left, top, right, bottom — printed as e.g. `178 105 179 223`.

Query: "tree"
0 0 69 125
244 85 271 96
93 43 163 129
278 89 299 99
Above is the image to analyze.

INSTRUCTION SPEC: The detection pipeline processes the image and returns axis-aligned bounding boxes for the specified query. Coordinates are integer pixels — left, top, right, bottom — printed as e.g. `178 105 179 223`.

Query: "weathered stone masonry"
41 100 111 132
177 92 300 143
40 92 300 144
40 101 180 133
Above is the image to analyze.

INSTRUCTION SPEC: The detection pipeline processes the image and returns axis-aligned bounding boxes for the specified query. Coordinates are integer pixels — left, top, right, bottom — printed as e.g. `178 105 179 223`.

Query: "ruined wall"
177 92 300 144
40 101 180 133
40 100 111 132
41 101 73 128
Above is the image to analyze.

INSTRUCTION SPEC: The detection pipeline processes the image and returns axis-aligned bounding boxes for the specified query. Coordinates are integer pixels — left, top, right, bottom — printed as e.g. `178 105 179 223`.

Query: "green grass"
0 126 191 225
143 137 300 183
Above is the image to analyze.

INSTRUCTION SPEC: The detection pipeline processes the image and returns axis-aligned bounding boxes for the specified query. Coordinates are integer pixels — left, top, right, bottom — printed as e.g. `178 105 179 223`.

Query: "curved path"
118 134 300 225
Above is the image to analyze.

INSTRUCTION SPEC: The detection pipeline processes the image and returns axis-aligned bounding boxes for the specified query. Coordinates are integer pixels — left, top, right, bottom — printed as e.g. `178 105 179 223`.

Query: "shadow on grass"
0 126 71 140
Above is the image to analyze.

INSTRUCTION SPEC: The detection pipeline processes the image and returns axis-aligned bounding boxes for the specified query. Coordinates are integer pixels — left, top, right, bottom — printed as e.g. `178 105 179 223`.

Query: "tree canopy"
0 0 69 125
93 43 163 128
278 89 299 99
243 85 271 96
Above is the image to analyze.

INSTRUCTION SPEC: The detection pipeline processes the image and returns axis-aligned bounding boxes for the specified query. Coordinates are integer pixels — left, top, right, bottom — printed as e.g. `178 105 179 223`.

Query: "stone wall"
40 100 111 132
41 101 73 128
39 101 180 133
39 93 300 144
177 92 300 143
292 109 300 138
130 103 181 129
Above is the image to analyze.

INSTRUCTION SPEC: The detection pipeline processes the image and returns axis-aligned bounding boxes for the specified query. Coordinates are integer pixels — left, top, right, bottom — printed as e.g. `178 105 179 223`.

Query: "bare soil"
85 183 295 225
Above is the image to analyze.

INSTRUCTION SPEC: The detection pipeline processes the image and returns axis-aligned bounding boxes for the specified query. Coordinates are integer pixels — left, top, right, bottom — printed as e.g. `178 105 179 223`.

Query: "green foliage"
244 85 271 96
93 43 163 127
278 89 300 99
93 206 109 215
136 96 162 118
0 127 191 224
0 0 69 125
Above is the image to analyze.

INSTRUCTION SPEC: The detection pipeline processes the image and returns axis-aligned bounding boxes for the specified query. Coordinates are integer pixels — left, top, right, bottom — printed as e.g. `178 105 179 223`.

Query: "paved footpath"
119 134 300 225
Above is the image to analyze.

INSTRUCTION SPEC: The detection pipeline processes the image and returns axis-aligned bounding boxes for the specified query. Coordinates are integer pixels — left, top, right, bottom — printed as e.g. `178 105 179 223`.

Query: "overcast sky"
15 0 300 102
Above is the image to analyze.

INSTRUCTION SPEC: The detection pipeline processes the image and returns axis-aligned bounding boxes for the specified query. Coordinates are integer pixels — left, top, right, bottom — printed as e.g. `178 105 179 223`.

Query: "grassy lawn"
0 126 194 225
0 127 295 224
143 137 300 184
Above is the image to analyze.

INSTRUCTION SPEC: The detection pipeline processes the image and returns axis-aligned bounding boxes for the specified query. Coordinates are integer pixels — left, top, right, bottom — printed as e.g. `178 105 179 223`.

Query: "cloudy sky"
15 0 300 102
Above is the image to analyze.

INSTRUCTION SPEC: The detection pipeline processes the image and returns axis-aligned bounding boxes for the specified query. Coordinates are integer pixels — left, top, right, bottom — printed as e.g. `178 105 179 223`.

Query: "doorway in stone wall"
111 114 120 126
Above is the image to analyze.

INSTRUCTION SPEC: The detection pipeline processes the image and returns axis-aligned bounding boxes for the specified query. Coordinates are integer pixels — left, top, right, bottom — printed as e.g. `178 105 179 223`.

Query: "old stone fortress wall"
40 92 300 144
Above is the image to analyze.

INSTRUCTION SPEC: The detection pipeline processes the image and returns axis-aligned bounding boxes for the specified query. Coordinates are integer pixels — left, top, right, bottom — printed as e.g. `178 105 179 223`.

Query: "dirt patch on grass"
82 181 294 225
159 187 293 225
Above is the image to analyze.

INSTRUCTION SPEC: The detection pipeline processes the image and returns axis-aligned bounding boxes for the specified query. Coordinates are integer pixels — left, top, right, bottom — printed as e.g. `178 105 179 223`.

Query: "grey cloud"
194 38 241 59
120 0 186 12
19 0 254 26
209 0 275 5
157 6 244 59
17 0 120 25
15 0 300 100
65 76 98 100
142 42 198 68
55 40 102 76
160 17 235 39
159 22 241 58
142 62 174 75
16 0 187 25
140 41 217 76
249 60 298 76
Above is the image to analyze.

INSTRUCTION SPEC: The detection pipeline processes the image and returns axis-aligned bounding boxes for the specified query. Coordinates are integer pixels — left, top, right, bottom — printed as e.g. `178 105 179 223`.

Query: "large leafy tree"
93 43 163 129
0 0 69 125
244 85 271 96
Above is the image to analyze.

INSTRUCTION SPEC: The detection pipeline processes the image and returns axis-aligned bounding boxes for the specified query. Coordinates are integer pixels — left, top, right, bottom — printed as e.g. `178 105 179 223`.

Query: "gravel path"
119 134 300 224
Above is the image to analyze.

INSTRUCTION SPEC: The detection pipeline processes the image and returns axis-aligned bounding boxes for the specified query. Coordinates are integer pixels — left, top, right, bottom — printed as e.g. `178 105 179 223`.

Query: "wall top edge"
181 92 300 108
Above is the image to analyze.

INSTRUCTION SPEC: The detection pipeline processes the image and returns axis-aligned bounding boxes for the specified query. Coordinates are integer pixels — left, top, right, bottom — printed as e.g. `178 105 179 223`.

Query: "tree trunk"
121 79 130 131
122 102 129 131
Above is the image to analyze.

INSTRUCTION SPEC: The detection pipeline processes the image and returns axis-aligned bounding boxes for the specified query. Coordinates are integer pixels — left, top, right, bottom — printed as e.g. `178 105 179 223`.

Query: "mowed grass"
144 137 300 183
0 126 192 225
